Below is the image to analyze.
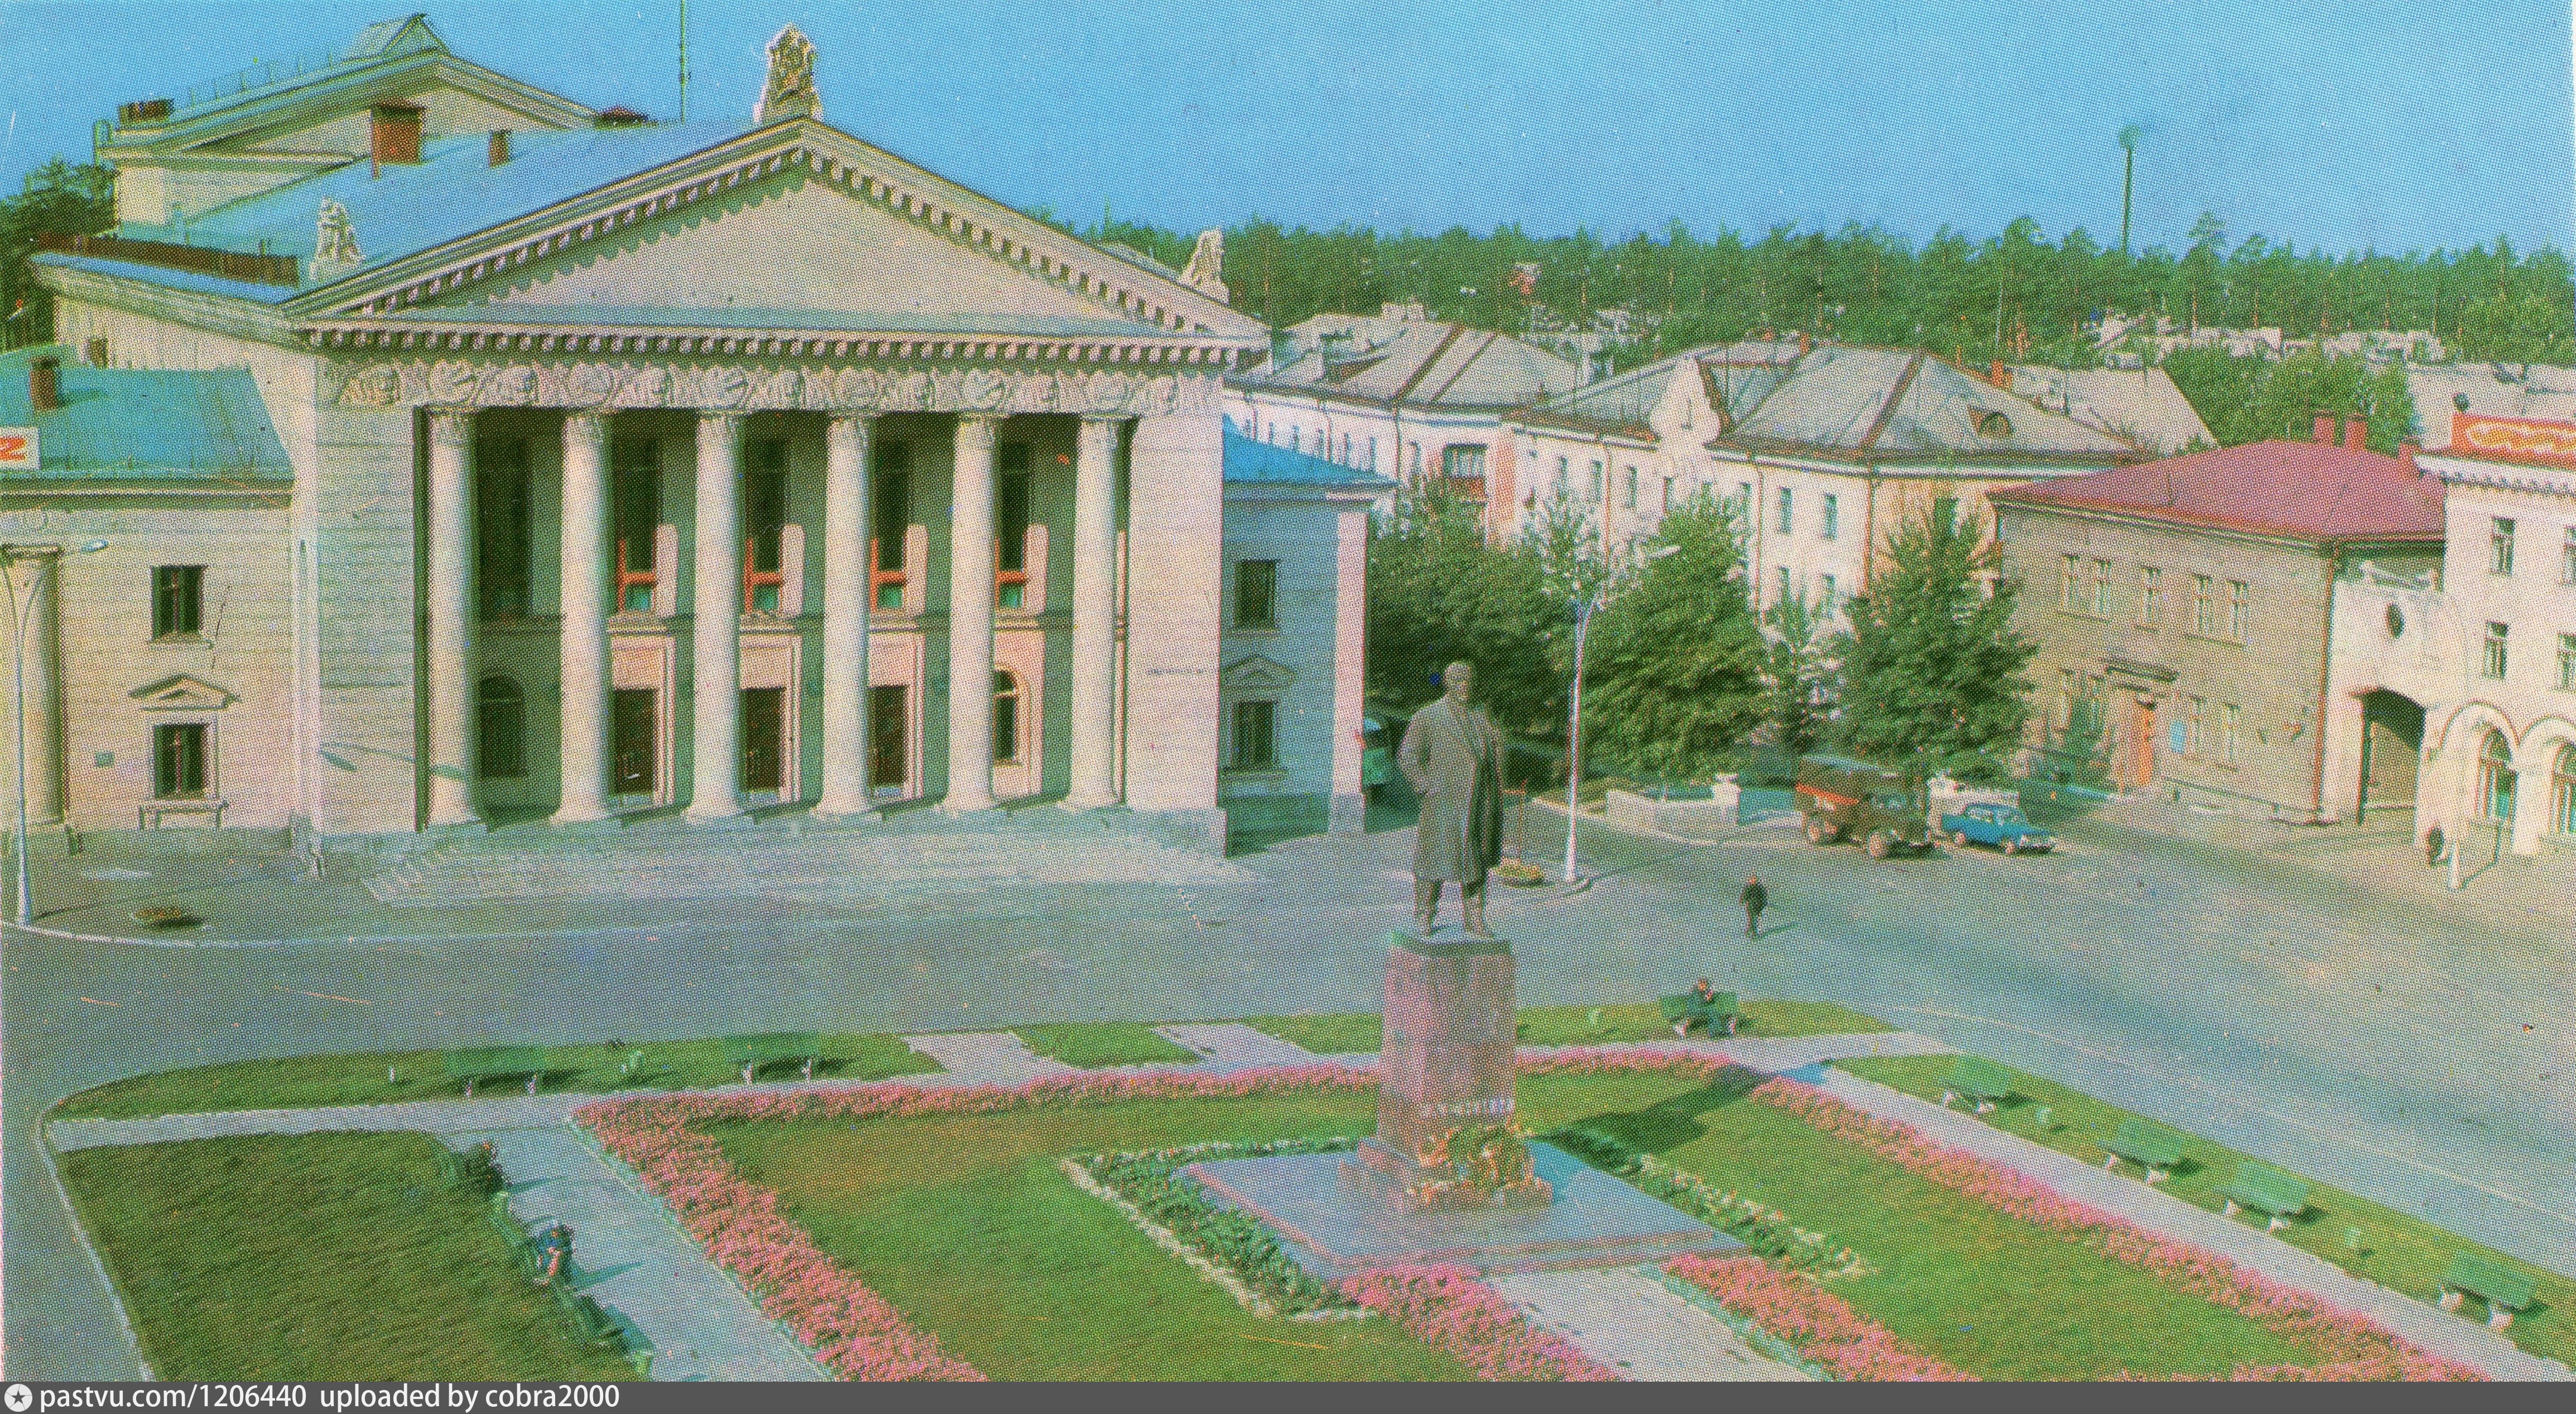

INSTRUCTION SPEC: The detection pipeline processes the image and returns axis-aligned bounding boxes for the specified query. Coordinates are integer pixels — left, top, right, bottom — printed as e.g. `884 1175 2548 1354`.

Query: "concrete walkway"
1809 1067 2573 1382
459 1128 829 1382
1155 1022 1322 1070
897 1030 1076 1085
1488 1266 1812 1381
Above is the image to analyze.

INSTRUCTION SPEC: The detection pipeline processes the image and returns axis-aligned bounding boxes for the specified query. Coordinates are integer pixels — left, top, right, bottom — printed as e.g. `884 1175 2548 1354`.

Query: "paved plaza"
7 801 2572 1377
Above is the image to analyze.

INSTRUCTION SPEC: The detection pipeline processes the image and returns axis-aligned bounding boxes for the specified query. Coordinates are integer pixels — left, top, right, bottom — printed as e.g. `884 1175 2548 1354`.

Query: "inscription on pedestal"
1374 931 1518 1163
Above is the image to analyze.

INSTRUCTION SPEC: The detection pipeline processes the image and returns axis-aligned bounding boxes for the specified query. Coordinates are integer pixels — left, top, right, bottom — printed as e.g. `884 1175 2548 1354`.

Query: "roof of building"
1244 311 1582 410
2005 364 2215 456
2400 363 2576 448
1222 417 1393 488
1988 438 2444 545
1723 345 2135 461
1519 338 1804 439
0 346 292 484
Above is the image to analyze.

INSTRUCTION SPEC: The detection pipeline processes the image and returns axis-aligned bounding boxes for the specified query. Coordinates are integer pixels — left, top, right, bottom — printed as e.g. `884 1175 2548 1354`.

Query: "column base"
682 807 763 830
420 817 489 837
1059 791 1120 811
1329 791 1365 835
808 802 880 827
546 808 625 832
939 793 998 814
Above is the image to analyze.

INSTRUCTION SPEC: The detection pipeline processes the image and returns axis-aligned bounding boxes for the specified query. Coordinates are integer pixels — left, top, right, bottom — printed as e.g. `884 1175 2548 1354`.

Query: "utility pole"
2118 126 2141 256
678 0 690 122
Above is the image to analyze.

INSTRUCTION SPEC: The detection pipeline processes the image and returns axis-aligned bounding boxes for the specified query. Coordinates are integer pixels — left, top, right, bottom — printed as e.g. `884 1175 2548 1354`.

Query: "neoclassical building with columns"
6 19 1369 852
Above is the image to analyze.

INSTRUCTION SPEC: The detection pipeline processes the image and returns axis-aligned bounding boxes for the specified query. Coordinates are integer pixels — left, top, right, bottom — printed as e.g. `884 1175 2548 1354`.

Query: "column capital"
955 412 1000 447
426 407 475 444
563 407 607 437
696 408 744 433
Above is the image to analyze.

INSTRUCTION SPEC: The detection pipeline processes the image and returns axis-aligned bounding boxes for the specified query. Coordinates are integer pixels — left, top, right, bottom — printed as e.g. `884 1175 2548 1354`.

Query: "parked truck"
1794 755 1932 858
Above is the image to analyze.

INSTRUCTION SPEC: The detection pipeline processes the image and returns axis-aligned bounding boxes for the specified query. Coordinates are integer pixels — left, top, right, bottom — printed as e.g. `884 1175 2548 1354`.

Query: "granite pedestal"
1182 930 1736 1277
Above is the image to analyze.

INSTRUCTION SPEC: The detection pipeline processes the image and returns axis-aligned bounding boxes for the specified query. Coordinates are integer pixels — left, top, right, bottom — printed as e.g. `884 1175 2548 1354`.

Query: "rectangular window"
873 439 912 577
2227 580 2250 642
1588 460 1604 502
475 437 533 619
1231 699 1277 770
1776 486 1794 536
2057 669 2078 732
1775 565 1791 605
2193 574 2217 636
996 441 1032 574
2185 695 2205 756
1369 436 1379 473
1235 559 1278 631
1662 476 1674 514
2061 555 2083 613
1735 481 1752 514
1442 444 1488 501
2139 566 2164 627
2490 517 2516 576
153 722 208 799
2091 559 2113 616
1554 455 1569 493
1933 496 1959 532
2564 526 2576 585
2221 703 2241 766
1821 493 1838 541
742 437 790 613
2559 632 2576 692
612 436 662 612
2484 622 2510 680
151 565 204 639
1621 465 1637 509
1818 573 1837 617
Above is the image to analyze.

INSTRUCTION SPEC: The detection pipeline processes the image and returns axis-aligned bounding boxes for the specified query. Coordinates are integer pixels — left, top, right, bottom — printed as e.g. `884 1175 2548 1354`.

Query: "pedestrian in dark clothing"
1740 874 1768 939
536 1223 572 1288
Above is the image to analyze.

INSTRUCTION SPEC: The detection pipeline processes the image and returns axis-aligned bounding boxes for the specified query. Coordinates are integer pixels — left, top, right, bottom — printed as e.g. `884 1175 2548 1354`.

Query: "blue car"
1939 802 2055 855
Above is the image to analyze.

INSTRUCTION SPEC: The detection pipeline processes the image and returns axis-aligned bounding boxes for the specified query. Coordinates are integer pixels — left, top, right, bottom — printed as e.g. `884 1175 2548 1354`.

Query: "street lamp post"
1559 541 1678 887
6 539 107 928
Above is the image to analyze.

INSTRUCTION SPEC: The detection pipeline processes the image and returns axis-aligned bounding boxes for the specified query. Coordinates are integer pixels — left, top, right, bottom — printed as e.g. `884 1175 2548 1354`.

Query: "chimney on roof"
2312 411 2337 445
2399 439 2421 475
2344 415 2368 450
1990 359 2011 392
370 102 423 171
487 129 511 166
29 356 61 412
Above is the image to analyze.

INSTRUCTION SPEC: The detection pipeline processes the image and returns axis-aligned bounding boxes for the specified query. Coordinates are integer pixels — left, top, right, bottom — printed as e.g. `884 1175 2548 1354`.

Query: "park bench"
2216 1161 2312 1230
438 1143 503 1195
2100 1118 2189 1184
723 1031 829 1083
1658 991 1740 1038
445 1046 552 1097
561 1293 630 1354
2438 1253 2538 1329
1940 1056 2017 1113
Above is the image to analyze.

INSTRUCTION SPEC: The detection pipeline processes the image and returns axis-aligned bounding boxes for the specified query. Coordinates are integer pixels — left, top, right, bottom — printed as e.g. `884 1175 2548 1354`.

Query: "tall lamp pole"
6 539 105 928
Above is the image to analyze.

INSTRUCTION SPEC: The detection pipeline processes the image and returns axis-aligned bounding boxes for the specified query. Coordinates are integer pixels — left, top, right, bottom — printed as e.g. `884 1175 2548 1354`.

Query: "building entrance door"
869 684 908 796
741 687 786 795
612 689 657 797
2129 698 2158 790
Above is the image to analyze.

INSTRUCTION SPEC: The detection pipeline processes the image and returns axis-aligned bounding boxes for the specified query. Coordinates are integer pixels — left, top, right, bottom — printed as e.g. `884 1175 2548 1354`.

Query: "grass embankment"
1013 1022 1200 1068
1243 998 1893 1056
53 1033 937 1121
56 1133 634 1381
1840 1055 2569 1367
713 1069 2348 1380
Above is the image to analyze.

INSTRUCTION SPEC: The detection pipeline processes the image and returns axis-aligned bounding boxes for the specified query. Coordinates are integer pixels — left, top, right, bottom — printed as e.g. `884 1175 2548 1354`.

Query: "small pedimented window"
131 674 237 711
1220 655 1296 692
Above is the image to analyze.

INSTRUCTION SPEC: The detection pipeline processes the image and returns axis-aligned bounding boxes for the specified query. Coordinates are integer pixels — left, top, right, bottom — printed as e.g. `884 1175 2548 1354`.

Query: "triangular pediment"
443 173 1130 333
1221 655 1297 691
305 123 1265 348
132 675 237 710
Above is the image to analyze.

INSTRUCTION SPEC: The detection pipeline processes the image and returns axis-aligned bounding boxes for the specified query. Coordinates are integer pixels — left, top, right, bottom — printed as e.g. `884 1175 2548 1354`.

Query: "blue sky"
2 0 2568 257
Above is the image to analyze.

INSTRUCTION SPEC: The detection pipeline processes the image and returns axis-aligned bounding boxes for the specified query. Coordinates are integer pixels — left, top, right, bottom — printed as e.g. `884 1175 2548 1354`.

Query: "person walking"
1740 874 1768 939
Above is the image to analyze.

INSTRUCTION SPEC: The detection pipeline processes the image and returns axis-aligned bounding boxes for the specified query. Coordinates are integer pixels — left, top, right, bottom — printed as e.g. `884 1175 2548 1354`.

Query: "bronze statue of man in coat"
1399 661 1506 937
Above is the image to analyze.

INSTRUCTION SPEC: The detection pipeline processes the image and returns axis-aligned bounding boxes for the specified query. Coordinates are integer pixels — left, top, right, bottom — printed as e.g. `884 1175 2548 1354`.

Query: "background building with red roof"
1992 413 2447 824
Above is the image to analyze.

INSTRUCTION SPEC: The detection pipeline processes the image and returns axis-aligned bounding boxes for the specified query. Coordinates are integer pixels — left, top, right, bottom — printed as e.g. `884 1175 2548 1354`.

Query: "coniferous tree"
1580 492 1767 782
1830 509 2035 780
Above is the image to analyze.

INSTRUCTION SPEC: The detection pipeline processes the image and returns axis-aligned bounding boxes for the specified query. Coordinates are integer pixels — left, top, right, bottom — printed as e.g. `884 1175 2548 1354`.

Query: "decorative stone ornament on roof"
311 198 362 278
1183 229 1229 304
757 25 820 124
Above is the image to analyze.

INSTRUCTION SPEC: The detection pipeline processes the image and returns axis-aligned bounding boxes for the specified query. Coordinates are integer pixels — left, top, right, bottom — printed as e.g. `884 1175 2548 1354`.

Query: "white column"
423 410 480 828
553 411 612 824
1064 415 1122 808
815 413 874 817
1121 412 1224 820
687 411 744 821
9 547 65 827
1328 504 1369 834
942 414 999 812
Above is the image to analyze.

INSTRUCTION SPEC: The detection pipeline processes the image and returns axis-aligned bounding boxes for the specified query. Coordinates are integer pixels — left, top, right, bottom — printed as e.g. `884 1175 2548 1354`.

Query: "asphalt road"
7 807 2570 1378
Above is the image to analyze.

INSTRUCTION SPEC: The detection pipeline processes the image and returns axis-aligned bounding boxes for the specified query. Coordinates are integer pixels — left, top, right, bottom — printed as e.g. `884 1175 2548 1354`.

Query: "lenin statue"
1399 661 1506 937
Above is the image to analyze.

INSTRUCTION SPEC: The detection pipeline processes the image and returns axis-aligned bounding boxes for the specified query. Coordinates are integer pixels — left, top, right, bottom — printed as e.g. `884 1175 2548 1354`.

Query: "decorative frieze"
330 358 1222 417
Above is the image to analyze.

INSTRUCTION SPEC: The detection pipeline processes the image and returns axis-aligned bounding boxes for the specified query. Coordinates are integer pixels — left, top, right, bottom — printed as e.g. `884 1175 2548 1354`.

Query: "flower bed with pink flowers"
1336 1265 1617 1381
1664 1253 1973 1381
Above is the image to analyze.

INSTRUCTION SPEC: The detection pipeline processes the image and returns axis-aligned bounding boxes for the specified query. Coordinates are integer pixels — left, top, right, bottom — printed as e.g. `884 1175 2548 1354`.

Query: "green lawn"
1013 1022 1199 1068
709 1094 1471 1379
710 1069 2352 1380
1241 998 1892 1056
56 1133 635 1381
52 1033 939 1121
1840 1054 2570 1368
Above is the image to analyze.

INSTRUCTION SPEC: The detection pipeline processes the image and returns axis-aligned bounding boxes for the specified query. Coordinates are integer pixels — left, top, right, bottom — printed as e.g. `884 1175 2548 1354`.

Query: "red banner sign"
2452 413 2576 468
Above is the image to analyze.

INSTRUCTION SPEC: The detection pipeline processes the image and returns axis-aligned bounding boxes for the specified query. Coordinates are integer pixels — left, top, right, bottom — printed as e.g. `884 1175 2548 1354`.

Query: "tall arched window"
2477 729 2516 824
992 670 1021 765
2553 743 2576 838
478 675 525 779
